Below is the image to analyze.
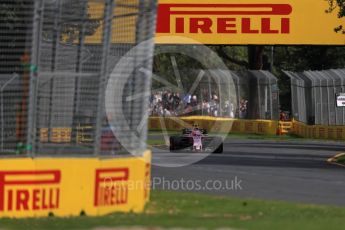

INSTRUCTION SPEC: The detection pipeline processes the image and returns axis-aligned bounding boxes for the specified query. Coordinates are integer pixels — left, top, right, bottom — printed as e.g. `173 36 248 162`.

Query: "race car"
169 125 223 153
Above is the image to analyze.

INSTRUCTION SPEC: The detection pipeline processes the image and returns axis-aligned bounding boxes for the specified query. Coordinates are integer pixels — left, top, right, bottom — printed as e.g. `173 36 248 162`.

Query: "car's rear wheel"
169 136 179 152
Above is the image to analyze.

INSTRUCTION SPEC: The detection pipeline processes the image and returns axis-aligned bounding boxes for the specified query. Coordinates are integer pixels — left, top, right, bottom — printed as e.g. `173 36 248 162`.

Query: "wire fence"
285 69 345 126
149 70 279 120
231 70 279 120
0 0 157 157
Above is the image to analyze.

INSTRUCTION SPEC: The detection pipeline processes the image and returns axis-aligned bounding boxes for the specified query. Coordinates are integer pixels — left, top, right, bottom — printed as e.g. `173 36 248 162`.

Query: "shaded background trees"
153 45 345 112
0 0 33 74
0 0 100 74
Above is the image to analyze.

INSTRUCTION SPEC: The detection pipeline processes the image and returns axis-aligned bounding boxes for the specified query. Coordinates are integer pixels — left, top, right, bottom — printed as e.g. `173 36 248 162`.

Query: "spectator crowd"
149 90 247 118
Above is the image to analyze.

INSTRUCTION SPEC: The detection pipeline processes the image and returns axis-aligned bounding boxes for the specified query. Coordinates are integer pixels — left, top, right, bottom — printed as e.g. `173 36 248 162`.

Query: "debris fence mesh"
0 0 157 157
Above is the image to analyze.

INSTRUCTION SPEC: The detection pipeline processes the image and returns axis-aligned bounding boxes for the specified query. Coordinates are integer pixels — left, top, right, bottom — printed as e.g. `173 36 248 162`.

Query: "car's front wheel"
169 136 180 152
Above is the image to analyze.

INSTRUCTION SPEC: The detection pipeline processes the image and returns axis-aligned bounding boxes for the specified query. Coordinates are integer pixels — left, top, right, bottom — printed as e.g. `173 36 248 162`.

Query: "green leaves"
42 0 100 43
326 0 345 34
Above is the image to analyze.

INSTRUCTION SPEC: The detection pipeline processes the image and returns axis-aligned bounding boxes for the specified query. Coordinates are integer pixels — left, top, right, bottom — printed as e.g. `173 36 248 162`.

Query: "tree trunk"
248 46 264 70
247 46 264 119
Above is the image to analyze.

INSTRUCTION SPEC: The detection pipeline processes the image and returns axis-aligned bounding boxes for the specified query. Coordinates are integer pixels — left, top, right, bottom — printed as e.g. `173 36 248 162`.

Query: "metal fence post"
257 76 261 119
26 0 43 157
72 1 88 144
94 0 114 156
1 74 19 152
47 0 63 142
136 0 157 154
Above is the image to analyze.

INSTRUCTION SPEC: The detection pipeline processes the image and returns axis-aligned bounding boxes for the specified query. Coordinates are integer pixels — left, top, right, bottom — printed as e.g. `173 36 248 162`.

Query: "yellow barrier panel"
76 125 94 144
0 152 151 218
85 0 138 44
51 128 72 143
39 126 94 144
278 121 292 135
149 117 278 135
40 128 72 143
40 128 49 143
292 120 345 141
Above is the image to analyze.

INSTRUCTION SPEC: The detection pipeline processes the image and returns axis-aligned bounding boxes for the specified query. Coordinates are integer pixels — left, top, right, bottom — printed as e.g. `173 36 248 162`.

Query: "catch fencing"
0 0 157 156
284 69 345 126
149 69 279 120
231 70 279 120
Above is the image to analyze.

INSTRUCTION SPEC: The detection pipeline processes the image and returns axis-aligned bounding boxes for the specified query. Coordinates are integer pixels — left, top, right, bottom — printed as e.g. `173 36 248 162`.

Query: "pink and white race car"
191 129 203 151
169 126 223 153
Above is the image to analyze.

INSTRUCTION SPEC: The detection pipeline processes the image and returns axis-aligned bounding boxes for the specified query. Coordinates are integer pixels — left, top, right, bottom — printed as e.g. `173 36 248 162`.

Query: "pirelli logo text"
0 170 61 212
157 4 292 35
94 168 129 207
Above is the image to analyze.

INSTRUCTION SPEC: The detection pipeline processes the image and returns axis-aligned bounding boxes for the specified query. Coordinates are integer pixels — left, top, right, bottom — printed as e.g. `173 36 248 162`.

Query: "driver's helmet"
193 123 200 130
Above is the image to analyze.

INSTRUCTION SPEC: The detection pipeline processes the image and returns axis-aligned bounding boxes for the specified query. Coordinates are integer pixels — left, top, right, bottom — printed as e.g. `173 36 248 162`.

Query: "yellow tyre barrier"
149 116 278 135
278 121 293 135
292 120 345 140
39 127 72 143
39 125 93 144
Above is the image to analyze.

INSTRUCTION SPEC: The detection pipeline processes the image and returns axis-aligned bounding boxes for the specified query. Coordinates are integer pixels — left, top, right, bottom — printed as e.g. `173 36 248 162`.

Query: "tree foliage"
44 0 100 43
326 0 345 33
0 0 32 73
0 0 100 73
153 45 345 111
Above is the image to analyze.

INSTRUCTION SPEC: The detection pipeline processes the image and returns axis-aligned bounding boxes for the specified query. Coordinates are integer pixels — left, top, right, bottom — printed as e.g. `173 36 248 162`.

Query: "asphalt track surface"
151 139 345 206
